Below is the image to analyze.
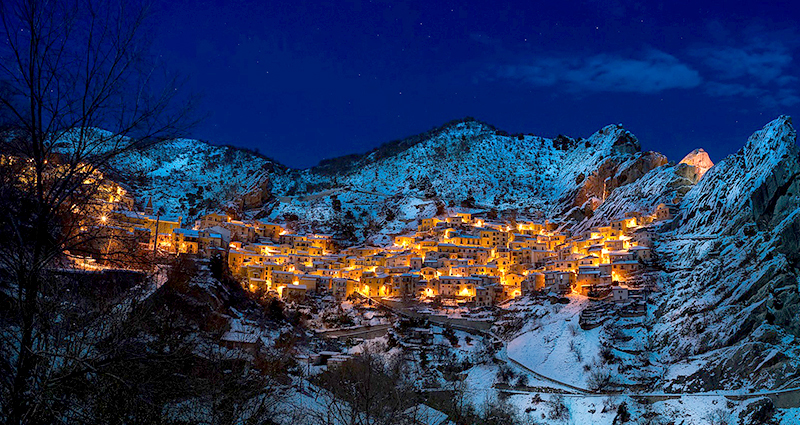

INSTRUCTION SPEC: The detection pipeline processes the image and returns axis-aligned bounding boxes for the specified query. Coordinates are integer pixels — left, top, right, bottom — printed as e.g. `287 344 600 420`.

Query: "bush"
265 297 285 322
442 327 459 346
568 340 582 362
547 395 570 421
613 402 630 424
587 368 611 391
705 409 731 425
496 364 515 384
600 346 615 362
166 254 198 292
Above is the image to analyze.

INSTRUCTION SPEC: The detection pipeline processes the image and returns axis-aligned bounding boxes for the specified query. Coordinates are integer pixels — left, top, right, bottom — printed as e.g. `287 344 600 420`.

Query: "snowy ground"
506 296 602 389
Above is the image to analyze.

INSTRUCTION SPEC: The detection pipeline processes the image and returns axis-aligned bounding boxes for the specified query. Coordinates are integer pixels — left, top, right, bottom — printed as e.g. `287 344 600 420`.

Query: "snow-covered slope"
296 120 658 214
106 114 800 394
110 139 286 219
121 118 671 240
651 116 800 391
263 119 667 241
493 117 800 395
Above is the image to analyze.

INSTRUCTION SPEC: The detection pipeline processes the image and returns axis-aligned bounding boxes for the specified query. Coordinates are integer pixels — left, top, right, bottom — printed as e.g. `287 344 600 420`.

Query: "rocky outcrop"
240 173 274 210
653 116 800 392
679 148 714 179
572 151 668 210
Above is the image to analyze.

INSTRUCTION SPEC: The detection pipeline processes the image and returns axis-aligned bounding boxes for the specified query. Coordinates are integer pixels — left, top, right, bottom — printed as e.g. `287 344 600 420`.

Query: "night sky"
152 0 800 169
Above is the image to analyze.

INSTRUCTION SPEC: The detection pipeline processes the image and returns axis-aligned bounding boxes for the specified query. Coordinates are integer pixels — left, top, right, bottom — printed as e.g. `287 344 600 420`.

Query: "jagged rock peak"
679 148 714 179
743 115 796 169
592 123 641 155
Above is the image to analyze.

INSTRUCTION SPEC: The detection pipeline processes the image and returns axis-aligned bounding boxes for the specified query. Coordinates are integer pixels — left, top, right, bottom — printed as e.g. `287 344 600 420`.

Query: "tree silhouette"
0 0 194 422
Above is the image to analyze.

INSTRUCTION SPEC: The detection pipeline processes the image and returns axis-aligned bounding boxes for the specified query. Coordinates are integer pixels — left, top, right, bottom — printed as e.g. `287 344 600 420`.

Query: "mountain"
489 117 800 398
110 139 286 219
108 115 800 395
280 119 667 221
651 116 800 391
117 118 675 241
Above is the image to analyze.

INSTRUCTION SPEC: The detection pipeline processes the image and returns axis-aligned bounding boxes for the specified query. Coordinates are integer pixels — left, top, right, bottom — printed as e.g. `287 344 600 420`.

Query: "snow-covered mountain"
109 115 800 395
110 139 286 218
119 118 673 241
651 116 800 391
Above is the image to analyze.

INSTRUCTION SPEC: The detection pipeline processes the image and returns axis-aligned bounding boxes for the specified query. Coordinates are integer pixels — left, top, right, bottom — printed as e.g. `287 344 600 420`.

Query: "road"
276 187 395 204
316 324 392 340
345 294 800 407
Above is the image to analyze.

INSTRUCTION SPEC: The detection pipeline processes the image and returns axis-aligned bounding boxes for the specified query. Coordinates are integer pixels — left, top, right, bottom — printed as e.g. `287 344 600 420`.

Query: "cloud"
705 82 799 108
485 24 799 108
494 50 702 94
691 45 793 84
690 37 799 107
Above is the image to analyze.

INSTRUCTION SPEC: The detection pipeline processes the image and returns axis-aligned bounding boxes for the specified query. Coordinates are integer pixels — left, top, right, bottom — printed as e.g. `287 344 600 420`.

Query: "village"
97 191 673 314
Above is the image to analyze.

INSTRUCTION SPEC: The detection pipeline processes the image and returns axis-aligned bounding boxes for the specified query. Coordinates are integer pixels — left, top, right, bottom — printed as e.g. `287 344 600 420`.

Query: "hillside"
651 116 800 391
479 117 800 408
119 118 674 242
110 139 286 219
265 119 670 242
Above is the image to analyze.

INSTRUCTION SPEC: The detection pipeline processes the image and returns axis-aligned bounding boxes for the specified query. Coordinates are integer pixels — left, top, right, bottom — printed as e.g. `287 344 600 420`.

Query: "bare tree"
0 0 195 423
310 349 420 425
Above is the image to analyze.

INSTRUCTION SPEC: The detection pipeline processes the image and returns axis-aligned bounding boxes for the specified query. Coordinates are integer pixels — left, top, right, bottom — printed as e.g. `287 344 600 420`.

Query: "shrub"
587 368 611 391
496 364 515 384
600 346 615 363
166 254 198 292
442 327 459 346
547 395 570 421
613 402 630 424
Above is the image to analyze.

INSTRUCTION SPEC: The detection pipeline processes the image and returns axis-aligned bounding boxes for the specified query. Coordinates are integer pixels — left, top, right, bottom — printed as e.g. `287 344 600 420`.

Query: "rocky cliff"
650 116 800 391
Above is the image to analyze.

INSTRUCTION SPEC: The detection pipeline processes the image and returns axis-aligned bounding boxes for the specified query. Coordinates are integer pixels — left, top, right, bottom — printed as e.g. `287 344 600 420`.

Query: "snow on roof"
174 228 199 237
256 219 281 226
221 331 258 344
404 404 451 425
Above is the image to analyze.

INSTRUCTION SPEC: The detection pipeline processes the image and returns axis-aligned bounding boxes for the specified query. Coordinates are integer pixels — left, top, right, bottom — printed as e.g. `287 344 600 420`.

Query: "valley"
46 116 800 424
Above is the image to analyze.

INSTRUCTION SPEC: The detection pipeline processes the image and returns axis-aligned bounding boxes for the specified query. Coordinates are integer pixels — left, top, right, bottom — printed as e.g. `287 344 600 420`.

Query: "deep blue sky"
151 0 799 168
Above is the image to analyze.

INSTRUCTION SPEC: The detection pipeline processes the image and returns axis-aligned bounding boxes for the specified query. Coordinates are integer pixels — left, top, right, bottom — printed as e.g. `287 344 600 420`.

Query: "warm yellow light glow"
100 215 107 223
